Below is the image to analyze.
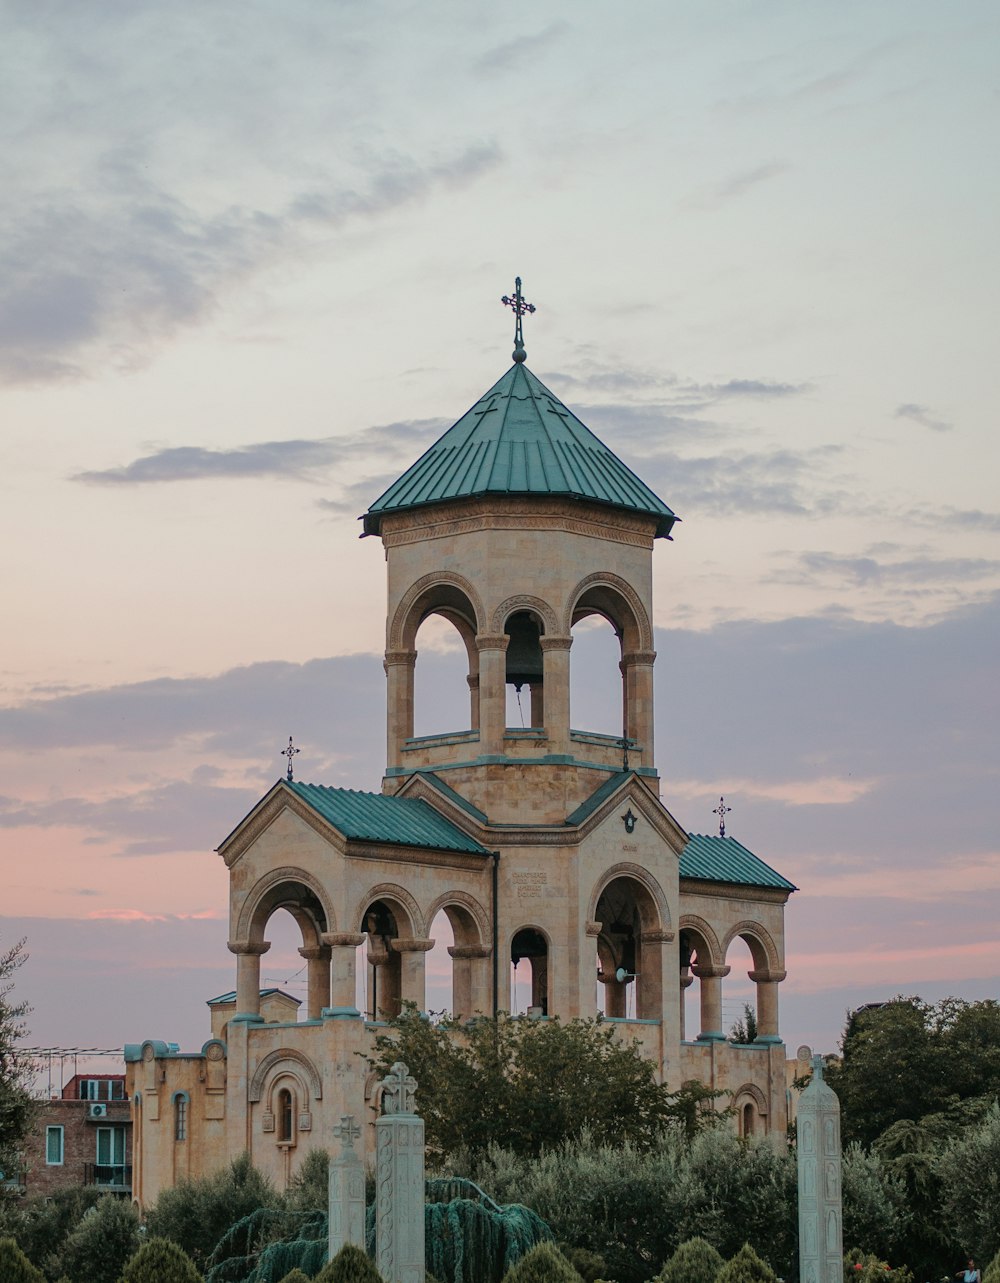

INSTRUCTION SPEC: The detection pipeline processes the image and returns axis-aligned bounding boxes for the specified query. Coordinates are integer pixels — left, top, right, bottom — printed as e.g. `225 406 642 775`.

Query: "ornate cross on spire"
282 736 300 782
713 795 731 838
501 276 535 364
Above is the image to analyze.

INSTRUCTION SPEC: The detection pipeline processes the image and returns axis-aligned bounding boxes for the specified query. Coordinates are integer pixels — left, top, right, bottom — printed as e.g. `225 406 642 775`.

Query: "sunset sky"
2 0 998 1077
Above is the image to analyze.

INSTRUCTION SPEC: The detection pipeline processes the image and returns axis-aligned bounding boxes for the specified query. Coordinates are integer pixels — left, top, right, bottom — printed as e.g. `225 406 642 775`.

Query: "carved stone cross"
380 1061 418 1115
333 1113 362 1153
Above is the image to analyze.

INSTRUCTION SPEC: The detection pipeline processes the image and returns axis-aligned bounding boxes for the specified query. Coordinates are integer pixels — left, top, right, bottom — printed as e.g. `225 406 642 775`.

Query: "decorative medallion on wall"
621 809 637 834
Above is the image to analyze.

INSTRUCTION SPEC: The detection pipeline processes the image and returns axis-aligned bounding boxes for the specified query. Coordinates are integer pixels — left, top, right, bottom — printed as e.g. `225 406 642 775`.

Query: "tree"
119 1237 202 1283
284 1147 329 1213
658 1236 723 1283
370 1007 713 1162
0 937 38 1180
729 1005 757 1046
714 1244 777 1283
276 1272 312 1283
145 1152 279 1270
0 1184 104 1278
825 997 1000 1147
58 1194 141 1283
0 1237 45 1283
938 1104 1000 1266
501 1242 580 1283
315 1243 384 1283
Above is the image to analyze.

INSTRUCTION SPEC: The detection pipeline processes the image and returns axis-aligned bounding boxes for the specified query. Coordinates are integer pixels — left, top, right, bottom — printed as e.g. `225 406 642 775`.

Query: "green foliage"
0 1185 104 1279
275 1272 311 1283
658 1236 723 1283
559 1245 606 1283
501 1241 580 1283
59 1194 141 1283
204 1207 326 1283
285 1150 330 1214
983 1248 1000 1283
0 1236 45 1283
841 1143 911 1264
0 938 39 1181
120 1236 204 1283
146 1152 281 1271
714 1244 777 1283
729 1004 758 1046
314 1243 383 1283
424 1197 553 1283
370 1007 701 1162
843 1247 913 1283
826 998 1000 1147
938 1103 1000 1265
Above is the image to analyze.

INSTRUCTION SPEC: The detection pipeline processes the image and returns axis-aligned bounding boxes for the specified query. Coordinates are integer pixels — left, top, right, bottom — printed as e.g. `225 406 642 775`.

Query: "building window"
277 1088 294 1143
174 1095 188 1142
46 1126 64 1165
741 1102 755 1137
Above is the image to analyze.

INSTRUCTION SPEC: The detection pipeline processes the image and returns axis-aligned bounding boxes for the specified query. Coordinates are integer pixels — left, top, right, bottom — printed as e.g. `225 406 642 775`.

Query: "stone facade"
127 357 795 1205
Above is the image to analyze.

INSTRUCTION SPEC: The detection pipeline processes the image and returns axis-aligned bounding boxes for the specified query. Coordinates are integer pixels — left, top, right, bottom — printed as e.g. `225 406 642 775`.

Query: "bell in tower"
504 610 545 727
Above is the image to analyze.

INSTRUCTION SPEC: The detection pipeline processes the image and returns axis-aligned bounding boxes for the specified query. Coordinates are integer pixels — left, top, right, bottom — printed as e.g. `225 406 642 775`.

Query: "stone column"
621 650 656 765
447 944 491 1019
749 968 786 1044
679 973 694 1040
797 1055 843 1283
324 933 365 1019
475 635 509 755
384 650 417 768
228 940 270 1022
692 963 730 1041
393 938 435 1012
467 673 480 731
298 944 332 1020
637 928 672 1019
376 1062 425 1283
368 948 401 1021
540 636 572 754
329 1114 366 1259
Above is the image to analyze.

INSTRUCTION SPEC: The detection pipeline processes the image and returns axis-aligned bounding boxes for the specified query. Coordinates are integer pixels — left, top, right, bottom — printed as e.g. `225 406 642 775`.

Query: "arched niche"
591 870 668 1019
356 886 422 1021
510 924 550 1017
425 891 492 1020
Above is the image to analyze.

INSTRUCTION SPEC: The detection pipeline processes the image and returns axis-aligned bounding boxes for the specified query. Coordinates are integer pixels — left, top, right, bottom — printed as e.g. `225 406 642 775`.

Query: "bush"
285 1149 330 1214
983 1248 1000 1283
715 1244 777 1283
276 1271 312 1283
59 1194 141 1283
146 1151 279 1270
659 1236 724 1283
315 1243 384 1283
120 1236 203 1283
0 1236 45 1283
0 1185 103 1276
843 1247 913 1283
841 1144 910 1264
502 1241 581 1283
939 1104 1000 1265
560 1245 607 1282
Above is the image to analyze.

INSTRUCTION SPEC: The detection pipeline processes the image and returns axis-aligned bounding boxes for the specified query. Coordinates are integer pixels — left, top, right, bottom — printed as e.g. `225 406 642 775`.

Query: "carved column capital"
447 944 491 960
228 940 271 956
539 635 573 652
383 649 417 667
748 968 787 984
298 945 332 962
390 937 435 954
620 649 657 669
323 932 366 949
641 928 675 944
475 634 510 651
585 920 603 938
692 963 731 980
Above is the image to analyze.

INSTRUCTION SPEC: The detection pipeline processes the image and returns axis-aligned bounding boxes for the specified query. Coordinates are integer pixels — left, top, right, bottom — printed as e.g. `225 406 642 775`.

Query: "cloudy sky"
2 1 998 1074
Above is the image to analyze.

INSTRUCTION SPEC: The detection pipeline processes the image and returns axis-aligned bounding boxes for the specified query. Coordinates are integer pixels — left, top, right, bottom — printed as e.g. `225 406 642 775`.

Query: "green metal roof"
288 781 490 855
206 988 299 1006
680 834 796 891
363 362 677 537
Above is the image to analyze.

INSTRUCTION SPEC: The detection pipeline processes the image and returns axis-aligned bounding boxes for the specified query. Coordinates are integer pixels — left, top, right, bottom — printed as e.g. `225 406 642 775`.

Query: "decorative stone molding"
539 635 573 651
323 932 366 949
248 1049 323 1103
298 945 332 961
352 883 425 937
379 498 658 549
346 842 490 871
220 783 347 868
565 571 654 651
748 968 787 985
383 649 417 668
679 880 792 905
691 963 731 980
447 944 492 960
228 940 271 956
587 862 672 935
620 650 657 669
423 889 492 948
490 594 560 636
388 571 484 650
724 921 782 972
474 633 510 651
640 928 676 944
262 1111 275 1132
236 864 336 943
584 920 602 937
732 1082 769 1115
390 937 435 954
299 1112 312 1132
678 915 724 968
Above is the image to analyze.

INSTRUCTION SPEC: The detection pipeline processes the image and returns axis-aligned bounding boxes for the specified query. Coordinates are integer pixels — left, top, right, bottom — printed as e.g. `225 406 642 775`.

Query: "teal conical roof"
363 362 677 537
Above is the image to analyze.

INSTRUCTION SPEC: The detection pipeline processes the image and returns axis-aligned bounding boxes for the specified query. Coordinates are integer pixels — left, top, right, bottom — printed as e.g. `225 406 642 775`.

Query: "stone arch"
722 921 781 972
236 866 335 945
424 889 492 948
353 883 424 938
678 914 723 969
509 921 551 1016
732 1081 769 1115
490 594 559 637
389 571 485 652
588 862 671 935
565 572 653 652
733 1081 769 1136
248 1048 323 1103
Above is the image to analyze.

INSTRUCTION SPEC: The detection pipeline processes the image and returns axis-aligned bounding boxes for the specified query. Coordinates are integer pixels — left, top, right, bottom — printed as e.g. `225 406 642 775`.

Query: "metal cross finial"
282 736 300 782
713 795 731 838
501 276 536 364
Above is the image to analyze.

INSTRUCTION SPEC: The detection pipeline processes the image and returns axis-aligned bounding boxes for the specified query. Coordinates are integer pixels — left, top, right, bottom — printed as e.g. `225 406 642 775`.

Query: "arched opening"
571 614 623 737
679 923 726 1041
425 909 455 1015
277 1086 294 1143
259 908 308 1017
741 1100 755 1138
722 936 757 1043
569 578 652 752
413 613 475 737
361 899 404 1021
594 875 663 1019
504 609 545 729
510 927 548 1016
173 1093 188 1143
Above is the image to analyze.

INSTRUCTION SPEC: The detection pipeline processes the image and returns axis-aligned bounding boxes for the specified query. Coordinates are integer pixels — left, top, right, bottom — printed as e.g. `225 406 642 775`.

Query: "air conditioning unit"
88 1103 107 1119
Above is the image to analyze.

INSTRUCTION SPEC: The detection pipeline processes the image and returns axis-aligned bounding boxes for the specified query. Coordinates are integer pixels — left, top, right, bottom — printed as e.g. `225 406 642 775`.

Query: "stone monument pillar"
328 1114 366 1259
797 1052 843 1283
375 1061 425 1283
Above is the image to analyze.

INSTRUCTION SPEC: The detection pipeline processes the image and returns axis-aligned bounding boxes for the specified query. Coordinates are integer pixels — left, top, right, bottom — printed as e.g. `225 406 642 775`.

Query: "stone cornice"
217 783 346 868
679 880 792 906
345 842 490 872
380 498 658 549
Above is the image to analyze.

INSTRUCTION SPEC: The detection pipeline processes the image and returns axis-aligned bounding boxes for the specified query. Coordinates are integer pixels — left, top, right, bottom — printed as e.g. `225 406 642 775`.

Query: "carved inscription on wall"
513 871 546 898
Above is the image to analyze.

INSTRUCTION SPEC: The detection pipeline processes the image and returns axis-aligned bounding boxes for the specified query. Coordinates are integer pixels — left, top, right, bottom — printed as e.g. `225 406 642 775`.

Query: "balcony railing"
85 1163 132 1190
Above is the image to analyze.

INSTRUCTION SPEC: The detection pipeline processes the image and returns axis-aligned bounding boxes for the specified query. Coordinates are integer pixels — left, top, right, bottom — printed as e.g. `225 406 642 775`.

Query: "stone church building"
126 303 795 1206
